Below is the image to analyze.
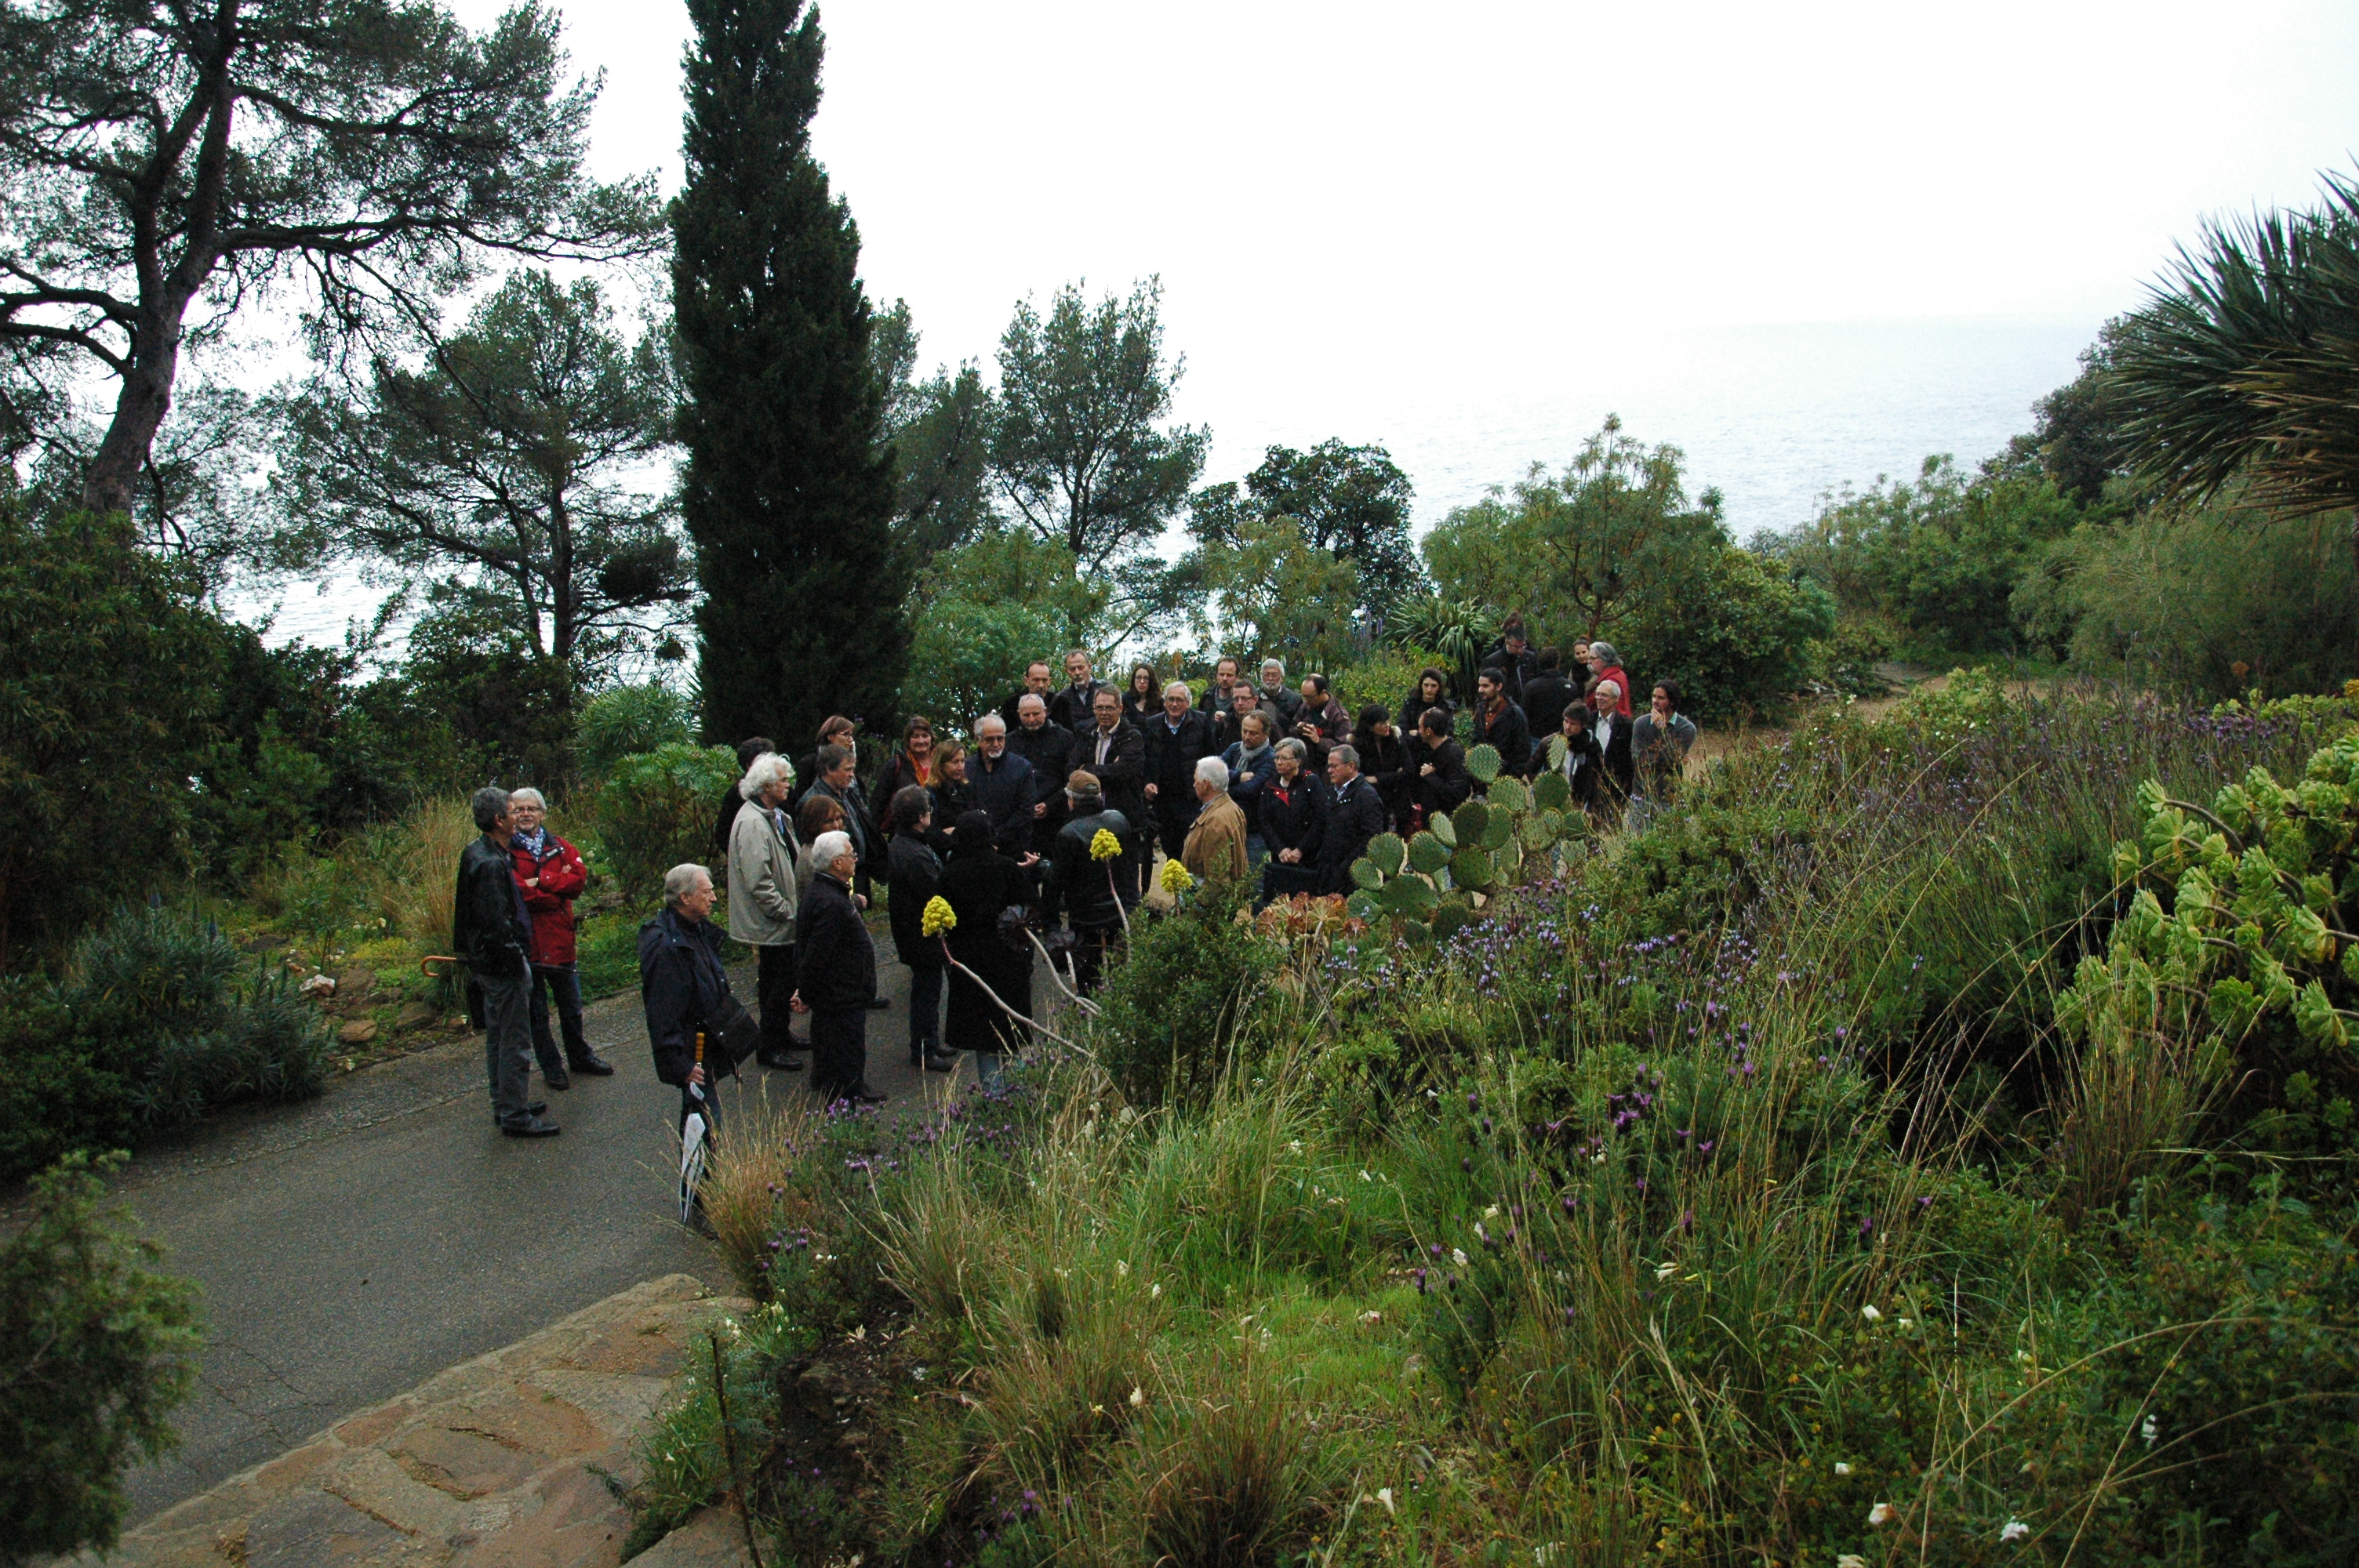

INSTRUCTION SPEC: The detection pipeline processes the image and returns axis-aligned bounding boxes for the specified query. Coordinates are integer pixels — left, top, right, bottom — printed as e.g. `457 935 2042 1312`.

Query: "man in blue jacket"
969 714 1040 862
638 862 760 1136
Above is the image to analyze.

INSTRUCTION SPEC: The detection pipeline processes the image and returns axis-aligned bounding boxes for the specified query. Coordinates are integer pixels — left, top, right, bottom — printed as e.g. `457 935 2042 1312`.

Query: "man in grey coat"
728 752 806 1071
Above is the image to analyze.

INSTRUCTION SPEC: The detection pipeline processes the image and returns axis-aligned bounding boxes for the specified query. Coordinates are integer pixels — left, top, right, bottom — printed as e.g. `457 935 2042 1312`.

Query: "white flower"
1359 1169 1374 1182
2140 1414 2158 1446
1483 1204 1502 1221
1114 1259 1129 1277
1656 1261 1678 1281
1862 1305 1883 1323
1832 1461 1852 1475
1128 1386 1145 1407
1837 1555 1868 1568
1360 1310 1383 1324
1452 1247 1470 1268
1867 1501 1895 1526
2001 1518 2030 1543
1150 1283 1161 1299
1896 1317 1913 1330
1288 1139 1304 1153
1376 1486 1396 1516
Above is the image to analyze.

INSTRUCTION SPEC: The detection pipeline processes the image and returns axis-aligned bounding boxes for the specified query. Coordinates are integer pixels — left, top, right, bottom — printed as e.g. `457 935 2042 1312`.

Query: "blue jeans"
528 963 587 1074
909 963 943 1055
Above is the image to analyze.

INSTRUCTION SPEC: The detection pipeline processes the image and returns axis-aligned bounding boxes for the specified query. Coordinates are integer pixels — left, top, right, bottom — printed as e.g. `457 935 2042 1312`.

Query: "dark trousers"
478 962 534 1127
1154 800 1200 863
755 942 801 1058
810 1007 869 1098
527 963 587 1074
908 963 943 1055
1069 922 1121 995
1259 859 1329 907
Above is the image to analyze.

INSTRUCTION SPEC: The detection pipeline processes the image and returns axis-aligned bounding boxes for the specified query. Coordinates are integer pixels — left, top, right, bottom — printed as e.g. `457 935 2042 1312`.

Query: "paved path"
96 952 970 1526
82 1275 754 1568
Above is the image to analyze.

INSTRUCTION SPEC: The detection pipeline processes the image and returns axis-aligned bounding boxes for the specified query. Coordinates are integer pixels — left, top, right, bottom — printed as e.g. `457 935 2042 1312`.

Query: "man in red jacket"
507 789 615 1089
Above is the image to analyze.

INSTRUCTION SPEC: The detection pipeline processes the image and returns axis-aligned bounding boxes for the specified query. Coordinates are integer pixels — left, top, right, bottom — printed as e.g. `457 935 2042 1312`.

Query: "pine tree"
673 0 906 750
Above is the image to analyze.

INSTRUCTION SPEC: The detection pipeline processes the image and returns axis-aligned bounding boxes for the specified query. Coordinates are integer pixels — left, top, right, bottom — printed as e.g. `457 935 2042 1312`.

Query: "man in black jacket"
1517 653 1575 759
1049 649 1109 732
1471 666 1532 789
1075 688 1148 901
1006 693 1075 858
1408 708 1472 828
456 786 559 1137
1314 746 1387 895
638 862 761 1135
797 831 885 1104
1142 681 1217 864
1480 613 1540 705
997 659 1058 733
1044 774 1132 992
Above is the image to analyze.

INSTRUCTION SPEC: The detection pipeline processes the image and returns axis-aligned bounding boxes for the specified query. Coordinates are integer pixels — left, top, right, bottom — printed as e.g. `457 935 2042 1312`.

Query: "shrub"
0 1152 202 1566
586 742 736 900
1091 884 1267 1108
576 681 696 778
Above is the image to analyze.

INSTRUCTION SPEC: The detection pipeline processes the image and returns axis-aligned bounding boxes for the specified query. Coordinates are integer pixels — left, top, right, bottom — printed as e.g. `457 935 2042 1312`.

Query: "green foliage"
1188 437 1419 613
576 681 696 777
0 1152 202 1566
905 597 1067 738
396 593 580 786
1383 595 1498 709
871 297 997 568
674 0 907 752
1777 454 2082 659
2013 498 2359 699
272 269 687 681
1092 884 1267 1109
587 743 737 901
914 527 1109 656
991 276 1207 575
0 508 224 964
1188 516 1365 674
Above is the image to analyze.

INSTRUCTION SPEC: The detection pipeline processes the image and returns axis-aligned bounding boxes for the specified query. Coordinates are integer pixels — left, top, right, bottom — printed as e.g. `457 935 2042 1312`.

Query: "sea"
241 314 2099 656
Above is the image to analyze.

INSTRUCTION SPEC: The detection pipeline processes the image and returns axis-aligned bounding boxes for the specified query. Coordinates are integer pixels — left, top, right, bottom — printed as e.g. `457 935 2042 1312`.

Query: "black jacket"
886 833 944 968
940 844 1033 975
454 835 531 975
1318 775 1387 891
1409 736 1472 818
1142 709 1217 811
1357 728 1412 822
1519 675 1578 736
1480 640 1539 703
713 779 748 862
1049 679 1109 732
1259 773 1327 862
1256 682 1305 727
1592 711 1636 804
1046 806 1132 929
1072 719 1147 823
638 907 741 1087
797 873 877 1012
969 750 1038 855
1006 720 1075 850
1398 688 1456 739
1472 699 1532 783
1551 724 1605 812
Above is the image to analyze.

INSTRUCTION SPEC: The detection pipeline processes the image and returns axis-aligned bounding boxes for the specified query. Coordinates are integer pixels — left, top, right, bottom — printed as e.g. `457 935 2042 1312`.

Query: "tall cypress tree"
673 0 906 750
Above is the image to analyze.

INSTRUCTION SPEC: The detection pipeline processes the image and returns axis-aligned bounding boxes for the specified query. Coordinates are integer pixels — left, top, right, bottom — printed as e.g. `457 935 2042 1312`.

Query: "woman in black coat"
1354 703 1413 833
937 810 1034 1084
885 787 953 1072
1255 739 1329 906
1121 662 1160 727
1398 666 1456 739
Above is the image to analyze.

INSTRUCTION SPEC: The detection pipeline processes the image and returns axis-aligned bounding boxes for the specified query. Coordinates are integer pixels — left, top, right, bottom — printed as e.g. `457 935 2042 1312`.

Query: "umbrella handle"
420 954 462 978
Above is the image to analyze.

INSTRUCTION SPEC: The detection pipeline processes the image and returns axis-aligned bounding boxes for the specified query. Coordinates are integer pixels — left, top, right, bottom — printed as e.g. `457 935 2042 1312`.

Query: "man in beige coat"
728 753 805 1071
1180 755 1250 887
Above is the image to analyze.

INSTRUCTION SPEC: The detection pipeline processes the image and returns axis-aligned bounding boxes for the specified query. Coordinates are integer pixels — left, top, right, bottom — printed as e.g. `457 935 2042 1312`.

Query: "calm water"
245 315 2097 652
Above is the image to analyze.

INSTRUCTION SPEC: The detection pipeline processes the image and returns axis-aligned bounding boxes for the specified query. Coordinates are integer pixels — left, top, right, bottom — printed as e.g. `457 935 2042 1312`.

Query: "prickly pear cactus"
1344 736 1589 943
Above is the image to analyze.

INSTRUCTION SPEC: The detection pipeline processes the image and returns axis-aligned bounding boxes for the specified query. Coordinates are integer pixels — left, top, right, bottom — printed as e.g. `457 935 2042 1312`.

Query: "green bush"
576 681 696 778
0 905 334 1178
0 1152 202 1566
587 742 736 900
1090 884 1267 1108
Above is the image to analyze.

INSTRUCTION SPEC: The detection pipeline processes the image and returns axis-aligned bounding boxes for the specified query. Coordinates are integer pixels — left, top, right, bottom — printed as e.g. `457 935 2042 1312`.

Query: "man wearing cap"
1585 642 1632 717
1045 771 1132 992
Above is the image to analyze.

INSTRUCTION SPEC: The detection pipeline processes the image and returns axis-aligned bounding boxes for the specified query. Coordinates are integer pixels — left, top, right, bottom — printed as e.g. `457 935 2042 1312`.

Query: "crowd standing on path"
451 630 1699 1186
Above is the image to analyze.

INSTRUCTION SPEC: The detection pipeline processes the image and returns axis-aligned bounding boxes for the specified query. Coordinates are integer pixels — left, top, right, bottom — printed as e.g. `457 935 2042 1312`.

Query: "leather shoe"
502 1116 562 1138
924 1051 959 1073
525 1100 548 1116
758 1049 804 1071
847 1083 887 1105
544 1065 572 1091
568 1053 616 1076
866 996 892 1011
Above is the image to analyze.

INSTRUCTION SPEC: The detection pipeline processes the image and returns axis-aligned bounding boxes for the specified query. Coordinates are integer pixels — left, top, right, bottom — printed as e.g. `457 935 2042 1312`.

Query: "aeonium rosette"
921 895 957 938
1089 828 1123 862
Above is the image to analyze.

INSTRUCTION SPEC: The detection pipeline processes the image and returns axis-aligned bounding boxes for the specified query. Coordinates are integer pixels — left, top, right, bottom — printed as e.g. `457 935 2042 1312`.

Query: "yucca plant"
2107 168 2359 596
1384 593 1499 709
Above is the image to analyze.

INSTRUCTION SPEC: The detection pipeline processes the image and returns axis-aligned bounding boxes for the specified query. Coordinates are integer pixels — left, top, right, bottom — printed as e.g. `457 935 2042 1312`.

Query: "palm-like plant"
2108 171 2359 570
1384 593 1499 708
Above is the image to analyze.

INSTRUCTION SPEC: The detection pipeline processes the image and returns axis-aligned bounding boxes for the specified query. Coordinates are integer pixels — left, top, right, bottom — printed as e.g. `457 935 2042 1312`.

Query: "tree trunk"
79 303 185 518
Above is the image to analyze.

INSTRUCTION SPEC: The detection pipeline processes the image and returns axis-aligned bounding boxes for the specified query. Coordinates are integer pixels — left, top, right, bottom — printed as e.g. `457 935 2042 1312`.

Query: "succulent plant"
1343 739 1589 945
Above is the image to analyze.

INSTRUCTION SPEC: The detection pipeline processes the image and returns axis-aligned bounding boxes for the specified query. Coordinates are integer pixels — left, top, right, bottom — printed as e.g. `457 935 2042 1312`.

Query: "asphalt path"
93 949 973 1526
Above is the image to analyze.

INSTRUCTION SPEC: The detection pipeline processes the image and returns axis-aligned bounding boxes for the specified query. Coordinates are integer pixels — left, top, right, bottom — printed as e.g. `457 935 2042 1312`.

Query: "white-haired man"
638 863 761 1145
728 752 806 1072
1143 679 1216 866
795 831 884 1105
1180 755 1249 885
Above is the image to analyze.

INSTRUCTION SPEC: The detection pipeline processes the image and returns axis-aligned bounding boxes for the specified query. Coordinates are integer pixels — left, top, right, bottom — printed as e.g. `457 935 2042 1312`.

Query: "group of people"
449 624 1699 1147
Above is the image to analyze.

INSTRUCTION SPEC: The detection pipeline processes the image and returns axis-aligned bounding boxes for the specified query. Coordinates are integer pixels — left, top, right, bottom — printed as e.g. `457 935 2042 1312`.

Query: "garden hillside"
624 673 2359 1567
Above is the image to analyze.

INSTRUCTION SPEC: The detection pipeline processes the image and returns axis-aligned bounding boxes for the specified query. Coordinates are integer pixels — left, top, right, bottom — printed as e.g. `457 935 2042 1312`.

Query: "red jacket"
1592 665 1633 717
508 831 588 967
